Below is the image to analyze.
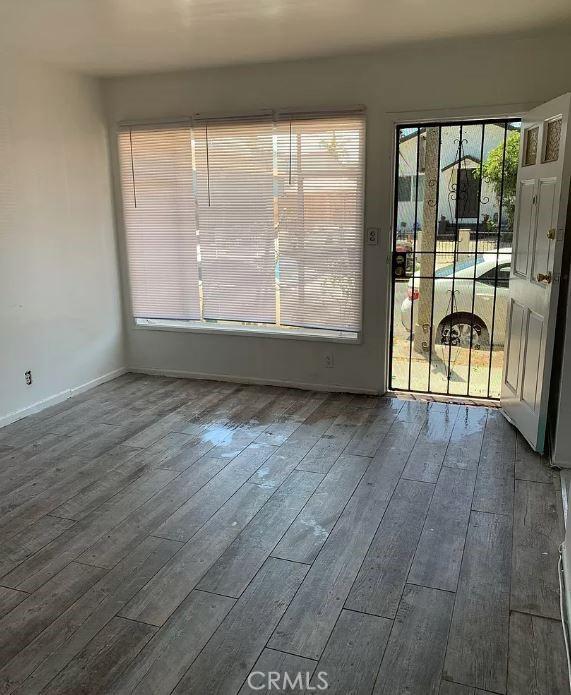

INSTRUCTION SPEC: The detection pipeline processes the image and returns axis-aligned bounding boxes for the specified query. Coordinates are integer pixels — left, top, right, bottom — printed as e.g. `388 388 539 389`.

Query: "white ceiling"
1 0 571 76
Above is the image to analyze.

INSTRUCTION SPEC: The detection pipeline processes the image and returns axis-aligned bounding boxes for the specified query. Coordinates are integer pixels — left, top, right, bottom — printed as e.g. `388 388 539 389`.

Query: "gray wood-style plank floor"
0 374 568 694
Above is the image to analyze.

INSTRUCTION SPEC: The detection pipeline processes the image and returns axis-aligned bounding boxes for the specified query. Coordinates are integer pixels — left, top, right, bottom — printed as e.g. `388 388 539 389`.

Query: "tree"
475 130 520 228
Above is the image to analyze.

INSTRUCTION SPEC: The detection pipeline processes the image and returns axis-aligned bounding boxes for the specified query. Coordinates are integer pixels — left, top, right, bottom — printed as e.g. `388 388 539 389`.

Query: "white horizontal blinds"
118 123 200 320
276 114 365 332
193 118 276 323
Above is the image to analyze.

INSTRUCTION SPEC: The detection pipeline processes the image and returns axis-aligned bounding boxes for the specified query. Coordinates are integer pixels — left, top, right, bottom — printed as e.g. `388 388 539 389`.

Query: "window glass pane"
276 115 365 332
398 176 412 202
118 124 201 321
193 119 276 323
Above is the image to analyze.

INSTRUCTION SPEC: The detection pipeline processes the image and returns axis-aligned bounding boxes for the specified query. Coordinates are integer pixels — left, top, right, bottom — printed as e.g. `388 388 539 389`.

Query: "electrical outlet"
324 353 334 368
25 370 32 386
366 227 379 245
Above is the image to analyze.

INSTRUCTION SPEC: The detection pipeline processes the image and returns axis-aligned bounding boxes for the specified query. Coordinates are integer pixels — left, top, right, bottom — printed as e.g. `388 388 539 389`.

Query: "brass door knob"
537 272 552 284
547 228 556 240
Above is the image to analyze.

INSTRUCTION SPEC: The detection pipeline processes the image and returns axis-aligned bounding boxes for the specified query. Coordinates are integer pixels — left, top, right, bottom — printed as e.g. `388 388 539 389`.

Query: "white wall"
0 60 124 425
104 33 571 394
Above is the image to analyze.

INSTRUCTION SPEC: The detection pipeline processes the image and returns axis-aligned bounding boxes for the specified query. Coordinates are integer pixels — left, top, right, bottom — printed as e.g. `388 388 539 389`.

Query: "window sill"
132 319 361 344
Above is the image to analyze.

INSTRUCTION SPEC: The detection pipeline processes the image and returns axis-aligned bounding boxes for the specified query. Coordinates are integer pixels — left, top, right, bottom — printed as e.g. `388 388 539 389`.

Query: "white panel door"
501 93 571 452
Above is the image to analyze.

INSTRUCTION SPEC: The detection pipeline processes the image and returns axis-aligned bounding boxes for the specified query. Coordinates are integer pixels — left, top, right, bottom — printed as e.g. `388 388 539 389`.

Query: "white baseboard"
0 367 127 430
0 364 378 431
129 367 379 395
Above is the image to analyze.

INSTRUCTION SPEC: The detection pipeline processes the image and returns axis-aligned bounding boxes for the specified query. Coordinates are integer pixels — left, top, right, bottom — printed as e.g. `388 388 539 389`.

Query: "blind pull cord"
129 128 137 208
289 120 292 186
205 121 212 207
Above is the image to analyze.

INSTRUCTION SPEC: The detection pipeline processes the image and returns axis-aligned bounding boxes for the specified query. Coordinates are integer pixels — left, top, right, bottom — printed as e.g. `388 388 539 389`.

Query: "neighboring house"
396 122 519 237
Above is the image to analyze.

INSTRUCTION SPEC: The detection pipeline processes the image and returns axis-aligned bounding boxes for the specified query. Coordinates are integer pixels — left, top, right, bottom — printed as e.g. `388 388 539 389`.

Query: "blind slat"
118 124 200 321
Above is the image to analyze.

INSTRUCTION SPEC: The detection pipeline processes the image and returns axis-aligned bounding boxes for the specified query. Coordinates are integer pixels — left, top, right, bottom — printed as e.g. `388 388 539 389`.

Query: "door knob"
546 228 556 240
537 272 552 284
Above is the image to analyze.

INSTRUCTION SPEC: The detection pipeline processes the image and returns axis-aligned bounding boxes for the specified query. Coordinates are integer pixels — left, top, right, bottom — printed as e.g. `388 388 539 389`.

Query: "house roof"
441 154 481 171
398 121 518 144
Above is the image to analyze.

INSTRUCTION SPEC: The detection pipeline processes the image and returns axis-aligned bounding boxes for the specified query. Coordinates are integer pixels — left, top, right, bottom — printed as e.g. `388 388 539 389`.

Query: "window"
118 124 200 321
477 263 511 288
456 168 480 218
398 174 423 204
193 119 276 323
118 112 365 337
397 176 412 202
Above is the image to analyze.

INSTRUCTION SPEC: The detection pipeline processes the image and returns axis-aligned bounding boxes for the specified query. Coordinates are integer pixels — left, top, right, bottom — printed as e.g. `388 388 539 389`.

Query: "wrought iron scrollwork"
448 137 471 216
426 177 438 207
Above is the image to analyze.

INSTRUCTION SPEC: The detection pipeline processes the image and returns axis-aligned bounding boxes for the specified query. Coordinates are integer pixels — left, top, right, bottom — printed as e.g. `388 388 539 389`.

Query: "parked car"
401 252 511 348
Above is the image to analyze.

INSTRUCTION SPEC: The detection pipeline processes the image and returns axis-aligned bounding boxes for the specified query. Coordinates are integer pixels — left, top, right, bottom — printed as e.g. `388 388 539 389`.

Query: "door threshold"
386 390 500 408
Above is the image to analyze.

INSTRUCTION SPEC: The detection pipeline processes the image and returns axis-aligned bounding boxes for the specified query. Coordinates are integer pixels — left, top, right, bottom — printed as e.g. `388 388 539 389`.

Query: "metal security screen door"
389 118 520 399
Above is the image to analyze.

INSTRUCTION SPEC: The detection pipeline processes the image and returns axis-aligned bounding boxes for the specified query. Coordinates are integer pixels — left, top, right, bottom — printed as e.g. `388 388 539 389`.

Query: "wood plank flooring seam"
271 454 374 566
76 460 238 561
508 606 567 621
372 583 455 695
0 516 77 583
405 581 456 594
113 613 169 630
0 468 183 591
345 474 437 620
389 477 439 613
76 446 271 567
340 605 395 618
266 416 430 661
71 434 286 571
268 486 392 660
308 603 393 694
148 458 283 545
43 513 75 521
441 408 516 693
71 559 111 570
443 510 512 693
0 538 182 693
0 443 167 543
188 586 248 601
440 676 504 694
409 465 478 592
423 452 470 689
508 608 566 623
167 557 309 695
403 424 477 692
118 471 308 625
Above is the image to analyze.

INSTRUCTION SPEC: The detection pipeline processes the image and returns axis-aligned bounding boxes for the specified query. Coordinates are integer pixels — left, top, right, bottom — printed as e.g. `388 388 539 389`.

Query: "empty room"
2 1 571 693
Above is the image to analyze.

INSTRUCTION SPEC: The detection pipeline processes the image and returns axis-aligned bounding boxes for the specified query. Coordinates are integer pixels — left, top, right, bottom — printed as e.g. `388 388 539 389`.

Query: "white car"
401 252 511 348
